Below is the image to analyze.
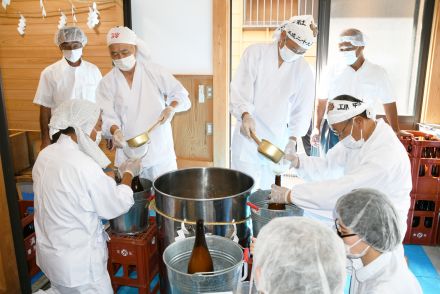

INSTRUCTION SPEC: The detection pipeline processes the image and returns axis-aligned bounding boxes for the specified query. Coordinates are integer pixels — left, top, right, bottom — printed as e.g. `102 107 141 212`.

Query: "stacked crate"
401 131 440 245
107 218 160 293
18 200 40 276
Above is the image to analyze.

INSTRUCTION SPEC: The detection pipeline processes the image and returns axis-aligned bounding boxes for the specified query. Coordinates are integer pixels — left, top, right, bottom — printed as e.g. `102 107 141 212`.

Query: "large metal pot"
109 178 152 235
153 167 254 292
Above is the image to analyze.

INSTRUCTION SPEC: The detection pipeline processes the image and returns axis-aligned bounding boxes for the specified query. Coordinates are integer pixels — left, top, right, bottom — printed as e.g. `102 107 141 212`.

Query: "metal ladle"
126 120 162 148
249 131 285 163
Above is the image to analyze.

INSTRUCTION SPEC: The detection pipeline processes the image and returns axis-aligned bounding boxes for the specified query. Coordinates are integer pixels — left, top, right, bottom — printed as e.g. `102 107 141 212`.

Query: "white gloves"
310 127 320 147
240 113 256 138
113 129 127 149
268 184 291 204
159 106 176 124
284 138 297 156
283 153 300 169
118 158 142 177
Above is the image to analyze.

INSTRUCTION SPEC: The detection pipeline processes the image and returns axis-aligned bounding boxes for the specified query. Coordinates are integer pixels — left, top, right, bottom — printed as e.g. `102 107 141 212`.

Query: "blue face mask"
341 118 365 149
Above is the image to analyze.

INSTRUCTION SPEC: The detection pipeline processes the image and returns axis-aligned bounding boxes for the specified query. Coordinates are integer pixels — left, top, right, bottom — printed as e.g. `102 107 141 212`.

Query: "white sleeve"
292 160 388 211
377 68 395 104
150 64 191 112
34 68 54 108
288 63 315 137
96 76 121 138
229 46 257 120
81 165 134 220
295 143 346 181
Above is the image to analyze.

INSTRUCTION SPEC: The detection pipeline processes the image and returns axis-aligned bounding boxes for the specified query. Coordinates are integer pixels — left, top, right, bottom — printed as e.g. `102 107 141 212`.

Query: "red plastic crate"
18 200 40 277
404 210 439 245
411 158 440 194
107 219 160 294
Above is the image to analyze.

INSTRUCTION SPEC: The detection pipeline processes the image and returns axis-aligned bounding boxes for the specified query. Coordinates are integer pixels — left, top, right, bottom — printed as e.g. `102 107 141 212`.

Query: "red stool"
107 220 160 293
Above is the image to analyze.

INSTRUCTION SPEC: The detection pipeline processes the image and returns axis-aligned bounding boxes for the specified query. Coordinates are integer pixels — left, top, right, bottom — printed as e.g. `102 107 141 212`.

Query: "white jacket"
350 250 422 294
34 58 102 109
96 61 190 167
33 135 134 287
293 119 411 238
230 43 315 165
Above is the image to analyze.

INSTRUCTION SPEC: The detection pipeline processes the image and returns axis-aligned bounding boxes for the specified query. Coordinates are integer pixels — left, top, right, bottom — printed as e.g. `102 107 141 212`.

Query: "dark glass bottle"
268 175 286 210
424 217 433 228
419 164 426 177
131 176 144 192
23 223 35 238
188 220 214 274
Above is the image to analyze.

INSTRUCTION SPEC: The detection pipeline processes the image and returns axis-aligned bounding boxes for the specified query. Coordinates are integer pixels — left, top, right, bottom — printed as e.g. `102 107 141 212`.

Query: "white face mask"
345 239 370 259
113 54 136 71
341 50 358 65
341 118 365 149
63 48 83 63
279 45 301 62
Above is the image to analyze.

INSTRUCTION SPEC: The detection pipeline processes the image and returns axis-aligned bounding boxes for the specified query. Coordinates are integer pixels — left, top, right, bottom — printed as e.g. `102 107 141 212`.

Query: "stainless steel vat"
249 189 304 237
153 167 254 292
109 178 152 235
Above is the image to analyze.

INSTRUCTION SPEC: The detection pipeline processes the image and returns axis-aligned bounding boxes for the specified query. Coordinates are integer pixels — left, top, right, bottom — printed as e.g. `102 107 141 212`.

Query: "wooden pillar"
421 0 440 123
0 155 20 293
213 0 231 167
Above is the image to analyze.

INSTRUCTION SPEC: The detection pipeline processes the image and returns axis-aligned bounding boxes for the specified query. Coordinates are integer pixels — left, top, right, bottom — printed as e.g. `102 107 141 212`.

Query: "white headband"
339 35 366 47
327 99 374 125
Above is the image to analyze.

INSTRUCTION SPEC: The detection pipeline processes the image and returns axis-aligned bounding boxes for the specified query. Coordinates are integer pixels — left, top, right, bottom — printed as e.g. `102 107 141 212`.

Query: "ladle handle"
250 131 261 146
147 120 162 133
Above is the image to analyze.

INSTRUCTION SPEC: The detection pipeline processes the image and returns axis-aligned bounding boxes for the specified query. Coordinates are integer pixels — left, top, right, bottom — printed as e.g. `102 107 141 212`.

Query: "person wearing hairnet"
32 100 141 293
96 26 191 181
230 15 317 190
34 27 102 150
269 95 411 242
335 188 422 293
310 28 411 153
252 217 346 294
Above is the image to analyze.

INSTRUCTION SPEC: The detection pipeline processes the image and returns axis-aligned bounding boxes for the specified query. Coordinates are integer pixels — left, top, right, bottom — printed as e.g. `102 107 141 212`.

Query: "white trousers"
140 158 177 182
231 158 274 191
35 272 113 294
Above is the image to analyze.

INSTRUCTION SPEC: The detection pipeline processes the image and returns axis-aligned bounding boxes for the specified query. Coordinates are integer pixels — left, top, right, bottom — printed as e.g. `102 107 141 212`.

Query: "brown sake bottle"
187 220 214 274
268 175 286 210
131 176 144 192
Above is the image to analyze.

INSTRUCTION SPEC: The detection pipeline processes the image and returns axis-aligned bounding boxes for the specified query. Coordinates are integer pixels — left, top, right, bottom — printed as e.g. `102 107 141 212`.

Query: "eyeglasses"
284 37 307 55
330 119 352 138
335 219 357 239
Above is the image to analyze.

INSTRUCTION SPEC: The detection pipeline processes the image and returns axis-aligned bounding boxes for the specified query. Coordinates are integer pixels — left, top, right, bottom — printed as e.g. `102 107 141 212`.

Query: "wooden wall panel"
0 0 124 130
421 0 440 124
0 155 20 293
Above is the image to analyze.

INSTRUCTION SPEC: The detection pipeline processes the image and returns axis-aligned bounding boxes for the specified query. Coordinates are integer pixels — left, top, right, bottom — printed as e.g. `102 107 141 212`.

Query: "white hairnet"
327 95 374 125
254 217 346 294
106 26 151 62
273 15 318 49
335 188 401 252
339 29 366 46
49 100 111 169
55 26 87 46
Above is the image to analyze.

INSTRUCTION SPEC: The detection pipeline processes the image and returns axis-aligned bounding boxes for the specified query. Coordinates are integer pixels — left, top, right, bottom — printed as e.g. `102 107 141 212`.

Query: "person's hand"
268 184 291 204
284 138 297 156
159 106 176 124
40 137 51 150
397 130 414 139
283 153 300 169
118 158 141 177
310 127 321 147
240 113 256 138
250 237 257 255
112 129 127 149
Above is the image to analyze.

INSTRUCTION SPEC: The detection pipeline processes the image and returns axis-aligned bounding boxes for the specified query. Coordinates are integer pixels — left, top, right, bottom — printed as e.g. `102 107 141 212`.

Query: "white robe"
293 119 411 237
318 60 395 115
33 58 102 109
96 61 190 168
349 251 422 294
32 135 134 289
230 43 315 189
